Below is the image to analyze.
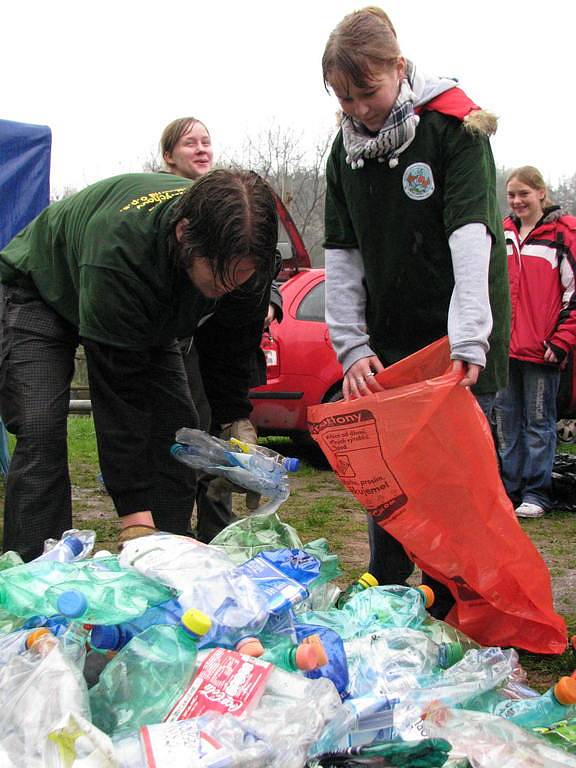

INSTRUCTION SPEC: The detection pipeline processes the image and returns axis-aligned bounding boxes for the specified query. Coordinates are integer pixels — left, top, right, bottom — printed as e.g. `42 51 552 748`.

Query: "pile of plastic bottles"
0 434 575 767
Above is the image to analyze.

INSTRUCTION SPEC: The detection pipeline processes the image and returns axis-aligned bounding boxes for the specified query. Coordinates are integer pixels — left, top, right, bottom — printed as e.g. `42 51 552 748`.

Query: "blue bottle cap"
65 537 84 557
90 624 121 651
57 590 88 618
284 457 300 472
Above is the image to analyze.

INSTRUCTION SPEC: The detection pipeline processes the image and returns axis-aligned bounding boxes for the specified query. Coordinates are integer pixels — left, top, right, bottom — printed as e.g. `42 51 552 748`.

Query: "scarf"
341 61 455 170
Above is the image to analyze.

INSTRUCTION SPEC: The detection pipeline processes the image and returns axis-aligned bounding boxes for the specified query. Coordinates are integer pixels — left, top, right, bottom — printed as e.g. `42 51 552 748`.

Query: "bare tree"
226 123 335 264
142 148 163 173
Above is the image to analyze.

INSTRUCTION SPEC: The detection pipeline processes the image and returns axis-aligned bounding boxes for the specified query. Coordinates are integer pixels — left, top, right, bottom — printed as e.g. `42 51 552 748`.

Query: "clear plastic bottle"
118 531 236 592
34 534 84 563
496 676 576 729
89 608 211 737
0 627 56 667
175 427 300 473
335 572 379 609
171 428 299 497
112 714 274 768
34 529 96 563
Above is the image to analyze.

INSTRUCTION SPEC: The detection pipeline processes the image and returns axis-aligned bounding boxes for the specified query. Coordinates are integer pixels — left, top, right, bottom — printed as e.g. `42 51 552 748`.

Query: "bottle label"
164 648 272 721
141 720 230 768
234 557 308 614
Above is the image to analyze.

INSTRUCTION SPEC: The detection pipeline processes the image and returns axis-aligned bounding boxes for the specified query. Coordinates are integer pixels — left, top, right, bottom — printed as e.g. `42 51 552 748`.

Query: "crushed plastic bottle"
177 569 269 651
296 622 350 698
172 427 299 498
112 713 274 768
89 597 183 652
0 561 79 619
159 645 345 768
35 529 96 562
424 704 576 767
90 608 211 737
299 584 435 642
0 627 62 668
0 625 90 767
234 548 321 614
119 531 236 592
488 676 576 729
45 556 175 624
335 572 379 609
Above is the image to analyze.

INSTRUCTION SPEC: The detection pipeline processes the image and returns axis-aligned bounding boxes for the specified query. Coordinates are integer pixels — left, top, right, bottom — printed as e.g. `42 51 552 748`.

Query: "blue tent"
0 119 51 248
0 119 52 474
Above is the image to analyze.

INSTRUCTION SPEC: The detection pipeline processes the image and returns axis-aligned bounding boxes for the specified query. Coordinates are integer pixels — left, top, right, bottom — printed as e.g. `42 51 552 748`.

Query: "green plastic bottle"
335 572 379 609
46 559 174 624
0 561 76 618
90 608 211 737
501 676 576 729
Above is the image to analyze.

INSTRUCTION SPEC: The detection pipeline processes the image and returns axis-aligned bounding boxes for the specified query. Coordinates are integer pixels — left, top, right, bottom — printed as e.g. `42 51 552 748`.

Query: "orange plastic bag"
308 338 567 654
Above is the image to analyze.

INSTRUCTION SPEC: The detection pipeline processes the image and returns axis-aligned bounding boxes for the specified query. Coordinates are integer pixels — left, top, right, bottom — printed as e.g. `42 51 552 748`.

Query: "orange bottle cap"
236 637 264 657
418 584 435 608
25 628 52 649
554 676 576 705
295 644 321 671
301 634 328 667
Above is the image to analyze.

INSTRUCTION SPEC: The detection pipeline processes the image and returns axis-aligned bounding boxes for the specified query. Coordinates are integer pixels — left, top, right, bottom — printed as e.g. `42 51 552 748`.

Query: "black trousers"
181 341 236 542
0 285 197 560
366 392 497 620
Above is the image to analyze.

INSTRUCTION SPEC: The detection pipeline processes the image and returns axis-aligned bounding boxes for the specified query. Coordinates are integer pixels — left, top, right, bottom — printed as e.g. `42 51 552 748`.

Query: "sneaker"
515 502 545 518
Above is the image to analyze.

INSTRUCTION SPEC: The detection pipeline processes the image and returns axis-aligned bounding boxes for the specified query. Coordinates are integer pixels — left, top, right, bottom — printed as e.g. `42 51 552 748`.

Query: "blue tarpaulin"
0 119 52 474
0 118 52 249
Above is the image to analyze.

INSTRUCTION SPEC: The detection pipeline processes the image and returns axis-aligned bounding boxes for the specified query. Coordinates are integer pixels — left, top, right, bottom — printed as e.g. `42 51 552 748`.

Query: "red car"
249 268 343 436
249 195 343 436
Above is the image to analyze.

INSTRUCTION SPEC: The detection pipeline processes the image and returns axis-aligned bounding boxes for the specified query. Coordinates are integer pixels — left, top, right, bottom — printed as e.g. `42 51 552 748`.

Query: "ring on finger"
366 372 375 377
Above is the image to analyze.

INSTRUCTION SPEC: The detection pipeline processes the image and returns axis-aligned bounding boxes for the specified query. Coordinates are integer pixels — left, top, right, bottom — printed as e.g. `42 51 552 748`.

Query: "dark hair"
160 117 210 161
322 6 401 90
170 169 278 291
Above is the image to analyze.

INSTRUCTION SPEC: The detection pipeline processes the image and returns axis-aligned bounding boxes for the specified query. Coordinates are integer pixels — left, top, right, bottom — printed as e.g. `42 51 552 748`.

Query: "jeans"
367 390 497 619
494 359 560 510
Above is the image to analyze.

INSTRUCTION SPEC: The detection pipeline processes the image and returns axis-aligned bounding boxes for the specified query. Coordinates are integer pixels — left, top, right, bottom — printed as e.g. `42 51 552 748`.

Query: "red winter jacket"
503 210 576 364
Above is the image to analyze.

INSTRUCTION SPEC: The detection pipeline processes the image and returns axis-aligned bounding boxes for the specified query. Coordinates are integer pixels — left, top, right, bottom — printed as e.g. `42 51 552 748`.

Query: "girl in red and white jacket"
495 166 576 517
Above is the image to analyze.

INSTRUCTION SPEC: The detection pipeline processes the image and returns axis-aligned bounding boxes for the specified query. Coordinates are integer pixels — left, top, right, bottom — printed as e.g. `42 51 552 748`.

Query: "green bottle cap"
359 572 379 588
441 641 464 668
181 608 211 637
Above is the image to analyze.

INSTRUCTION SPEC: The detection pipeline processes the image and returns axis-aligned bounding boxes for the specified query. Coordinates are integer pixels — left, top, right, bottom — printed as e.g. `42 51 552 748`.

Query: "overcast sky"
3 0 573 196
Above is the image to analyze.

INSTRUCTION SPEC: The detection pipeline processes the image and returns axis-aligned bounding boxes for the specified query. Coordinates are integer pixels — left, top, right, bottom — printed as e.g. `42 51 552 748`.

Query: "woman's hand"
343 356 385 400
451 359 481 387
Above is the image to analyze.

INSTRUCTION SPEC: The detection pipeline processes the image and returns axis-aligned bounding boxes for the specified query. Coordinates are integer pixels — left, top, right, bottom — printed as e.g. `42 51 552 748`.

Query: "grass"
1 417 575 691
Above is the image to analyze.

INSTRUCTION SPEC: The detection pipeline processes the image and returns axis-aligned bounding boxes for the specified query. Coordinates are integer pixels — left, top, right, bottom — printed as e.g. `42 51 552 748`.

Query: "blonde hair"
506 166 554 208
322 6 402 89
